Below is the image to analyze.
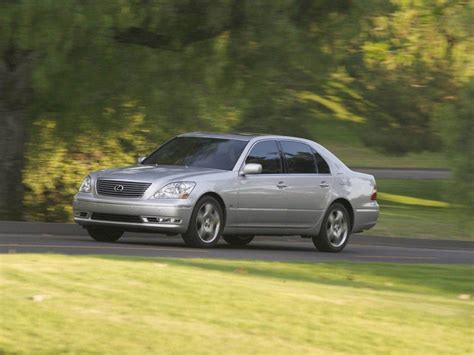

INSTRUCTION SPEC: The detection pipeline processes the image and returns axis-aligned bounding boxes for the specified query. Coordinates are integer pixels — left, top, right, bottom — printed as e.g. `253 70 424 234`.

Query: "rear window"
313 150 331 174
280 141 316 174
142 137 247 170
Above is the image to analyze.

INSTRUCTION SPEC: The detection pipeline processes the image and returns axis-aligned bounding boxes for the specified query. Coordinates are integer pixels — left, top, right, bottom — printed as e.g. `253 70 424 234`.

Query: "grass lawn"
306 120 446 168
367 179 473 240
1 255 473 354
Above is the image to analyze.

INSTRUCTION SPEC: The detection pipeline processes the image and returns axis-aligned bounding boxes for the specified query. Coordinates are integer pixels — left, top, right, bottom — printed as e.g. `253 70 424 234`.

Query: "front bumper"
73 195 193 234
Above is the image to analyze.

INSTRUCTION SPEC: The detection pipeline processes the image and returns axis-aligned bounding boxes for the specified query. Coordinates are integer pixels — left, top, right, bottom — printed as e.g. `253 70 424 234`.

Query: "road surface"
0 222 472 264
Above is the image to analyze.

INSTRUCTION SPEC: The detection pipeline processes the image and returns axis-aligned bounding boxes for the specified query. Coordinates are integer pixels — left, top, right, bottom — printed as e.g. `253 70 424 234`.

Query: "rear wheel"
223 235 254 246
182 196 223 248
87 227 123 242
312 203 351 252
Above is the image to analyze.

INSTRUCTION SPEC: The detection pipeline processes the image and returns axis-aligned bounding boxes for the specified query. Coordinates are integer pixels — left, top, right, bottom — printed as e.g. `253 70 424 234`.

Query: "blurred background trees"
0 0 472 224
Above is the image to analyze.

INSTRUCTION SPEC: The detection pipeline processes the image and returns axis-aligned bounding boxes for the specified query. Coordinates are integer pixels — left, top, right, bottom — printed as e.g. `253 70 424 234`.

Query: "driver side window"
245 141 282 174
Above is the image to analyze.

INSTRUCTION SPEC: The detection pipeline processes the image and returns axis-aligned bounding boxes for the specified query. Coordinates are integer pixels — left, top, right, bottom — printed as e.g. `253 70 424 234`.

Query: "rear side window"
313 150 331 174
280 141 316 174
245 141 282 174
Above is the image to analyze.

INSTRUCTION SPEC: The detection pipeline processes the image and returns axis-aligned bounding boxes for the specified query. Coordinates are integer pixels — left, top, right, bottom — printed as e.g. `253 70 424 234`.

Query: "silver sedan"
73 132 378 252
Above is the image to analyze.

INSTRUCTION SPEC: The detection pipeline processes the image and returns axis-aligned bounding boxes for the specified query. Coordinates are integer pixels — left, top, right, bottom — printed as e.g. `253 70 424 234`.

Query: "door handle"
276 181 287 189
319 182 330 188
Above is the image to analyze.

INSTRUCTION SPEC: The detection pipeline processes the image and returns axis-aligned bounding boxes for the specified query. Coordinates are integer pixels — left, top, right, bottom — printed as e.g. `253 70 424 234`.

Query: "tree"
351 0 473 155
435 79 474 210
0 0 242 219
3 0 470 221
0 0 358 220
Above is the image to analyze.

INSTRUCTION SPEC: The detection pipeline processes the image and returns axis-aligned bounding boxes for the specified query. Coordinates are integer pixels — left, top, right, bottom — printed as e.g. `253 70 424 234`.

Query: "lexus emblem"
114 185 124 192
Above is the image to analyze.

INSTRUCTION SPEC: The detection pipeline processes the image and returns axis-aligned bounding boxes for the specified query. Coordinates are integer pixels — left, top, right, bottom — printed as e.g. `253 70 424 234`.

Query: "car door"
237 140 288 227
279 140 332 227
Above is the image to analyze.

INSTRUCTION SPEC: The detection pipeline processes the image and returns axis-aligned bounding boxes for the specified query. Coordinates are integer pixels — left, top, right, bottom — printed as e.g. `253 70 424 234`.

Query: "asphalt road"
0 222 472 264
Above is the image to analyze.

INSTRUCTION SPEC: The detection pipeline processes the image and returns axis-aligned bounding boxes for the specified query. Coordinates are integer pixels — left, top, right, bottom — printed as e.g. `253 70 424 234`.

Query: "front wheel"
87 227 123 242
312 203 351 252
223 235 254 246
182 196 224 248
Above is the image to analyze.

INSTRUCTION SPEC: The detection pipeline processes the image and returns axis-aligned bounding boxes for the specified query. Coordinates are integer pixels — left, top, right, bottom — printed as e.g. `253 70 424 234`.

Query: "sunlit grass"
378 192 450 208
298 91 365 123
305 120 447 168
1 255 473 354
368 179 473 239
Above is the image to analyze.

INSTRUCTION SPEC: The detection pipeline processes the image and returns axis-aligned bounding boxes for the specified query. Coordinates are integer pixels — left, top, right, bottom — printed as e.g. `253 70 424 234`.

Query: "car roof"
179 131 320 142
174 132 348 170
179 131 266 141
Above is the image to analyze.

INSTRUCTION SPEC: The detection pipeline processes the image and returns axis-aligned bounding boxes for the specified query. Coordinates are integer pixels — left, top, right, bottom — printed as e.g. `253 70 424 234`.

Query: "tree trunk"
0 107 25 220
0 48 36 220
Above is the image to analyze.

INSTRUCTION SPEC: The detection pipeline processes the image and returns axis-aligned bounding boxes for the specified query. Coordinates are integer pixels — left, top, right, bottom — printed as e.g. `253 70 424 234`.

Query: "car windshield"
142 136 248 171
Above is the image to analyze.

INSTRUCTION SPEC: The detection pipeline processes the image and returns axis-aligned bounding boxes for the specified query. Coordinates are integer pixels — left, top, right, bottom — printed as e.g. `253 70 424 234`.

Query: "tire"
312 203 351 253
223 235 254 246
182 196 224 248
87 227 124 242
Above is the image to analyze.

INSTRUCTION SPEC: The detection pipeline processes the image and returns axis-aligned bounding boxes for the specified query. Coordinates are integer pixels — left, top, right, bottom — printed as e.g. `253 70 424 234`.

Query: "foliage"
23 104 152 221
1 255 473 353
5 0 365 221
353 0 474 154
434 79 474 210
0 0 472 221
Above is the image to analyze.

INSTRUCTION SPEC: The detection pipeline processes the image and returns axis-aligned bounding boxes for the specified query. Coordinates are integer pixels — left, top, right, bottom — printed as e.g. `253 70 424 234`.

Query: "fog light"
142 216 182 224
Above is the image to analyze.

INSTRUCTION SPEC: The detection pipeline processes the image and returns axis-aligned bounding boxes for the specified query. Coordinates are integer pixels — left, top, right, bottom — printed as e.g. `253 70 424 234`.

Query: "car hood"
94 165 223 183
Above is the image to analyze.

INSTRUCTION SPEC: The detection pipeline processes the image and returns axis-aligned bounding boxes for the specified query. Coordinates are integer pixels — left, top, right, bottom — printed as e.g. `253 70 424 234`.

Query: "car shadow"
73 233 323 253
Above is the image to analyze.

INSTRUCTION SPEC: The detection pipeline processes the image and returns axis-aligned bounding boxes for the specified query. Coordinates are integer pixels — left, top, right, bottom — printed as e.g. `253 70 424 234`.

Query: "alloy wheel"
326 209 348 248
196 202 221 243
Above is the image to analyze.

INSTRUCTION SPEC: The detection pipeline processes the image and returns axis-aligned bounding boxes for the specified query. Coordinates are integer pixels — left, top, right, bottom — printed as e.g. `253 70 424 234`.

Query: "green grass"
306 120 446 168
367 179 473 239
1 255 473 354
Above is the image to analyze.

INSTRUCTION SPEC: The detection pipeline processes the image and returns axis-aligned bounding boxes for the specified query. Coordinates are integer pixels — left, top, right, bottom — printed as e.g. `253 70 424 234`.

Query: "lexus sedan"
73 132 378 252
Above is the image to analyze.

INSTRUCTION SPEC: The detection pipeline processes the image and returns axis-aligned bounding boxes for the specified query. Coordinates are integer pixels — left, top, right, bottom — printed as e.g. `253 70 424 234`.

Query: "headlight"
79 176 92 193
154 182 196 199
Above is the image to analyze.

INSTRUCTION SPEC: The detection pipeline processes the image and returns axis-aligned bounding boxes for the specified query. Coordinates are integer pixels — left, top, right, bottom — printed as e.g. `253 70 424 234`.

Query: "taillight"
371 185 377 201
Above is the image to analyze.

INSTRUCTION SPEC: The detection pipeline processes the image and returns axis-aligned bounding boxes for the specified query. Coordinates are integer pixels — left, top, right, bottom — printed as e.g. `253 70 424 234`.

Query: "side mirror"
241 163 262 175
137 155 147 164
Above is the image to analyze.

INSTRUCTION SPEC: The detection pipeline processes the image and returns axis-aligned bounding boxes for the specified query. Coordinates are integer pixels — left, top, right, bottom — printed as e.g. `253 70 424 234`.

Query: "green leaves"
1 0 471 220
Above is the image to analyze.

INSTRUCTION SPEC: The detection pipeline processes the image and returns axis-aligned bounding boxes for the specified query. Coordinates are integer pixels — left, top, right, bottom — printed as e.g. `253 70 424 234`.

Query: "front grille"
91 213 143 223
96 179 151 198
